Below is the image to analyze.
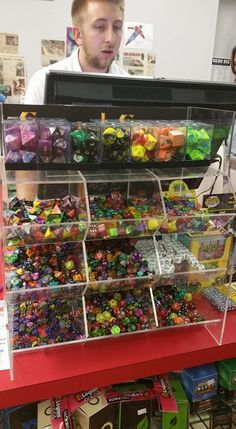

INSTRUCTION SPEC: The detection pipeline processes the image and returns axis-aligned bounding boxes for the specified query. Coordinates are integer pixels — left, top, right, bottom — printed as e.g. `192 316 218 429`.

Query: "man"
25 0 128 104
230 46 236 82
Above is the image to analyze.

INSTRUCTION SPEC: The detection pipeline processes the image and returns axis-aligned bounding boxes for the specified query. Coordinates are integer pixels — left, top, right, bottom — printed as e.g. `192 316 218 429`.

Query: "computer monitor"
44 70 236 110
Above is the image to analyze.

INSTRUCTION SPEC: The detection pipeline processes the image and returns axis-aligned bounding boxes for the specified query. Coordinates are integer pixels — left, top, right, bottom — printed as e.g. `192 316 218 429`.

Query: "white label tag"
0 300 10 370
137 408 147 416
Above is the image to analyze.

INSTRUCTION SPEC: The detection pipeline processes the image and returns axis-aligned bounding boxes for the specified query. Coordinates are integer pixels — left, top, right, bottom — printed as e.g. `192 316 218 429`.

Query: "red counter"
0 312 236 408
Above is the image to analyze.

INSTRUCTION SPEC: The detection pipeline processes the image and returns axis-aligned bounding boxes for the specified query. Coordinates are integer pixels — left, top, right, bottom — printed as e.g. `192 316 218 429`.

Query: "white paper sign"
0 301 10 371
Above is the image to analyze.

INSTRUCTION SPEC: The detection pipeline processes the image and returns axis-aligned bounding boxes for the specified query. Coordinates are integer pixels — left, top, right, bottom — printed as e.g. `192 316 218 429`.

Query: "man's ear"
72 26 83 46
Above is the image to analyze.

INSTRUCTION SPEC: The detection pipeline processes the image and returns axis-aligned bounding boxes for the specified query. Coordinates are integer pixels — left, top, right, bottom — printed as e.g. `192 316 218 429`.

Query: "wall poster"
0 33 18 55
66 27 78 57
211 57 231 83
0 54 26 102
122 51 156 77
41 39 65 66
124 22 153 50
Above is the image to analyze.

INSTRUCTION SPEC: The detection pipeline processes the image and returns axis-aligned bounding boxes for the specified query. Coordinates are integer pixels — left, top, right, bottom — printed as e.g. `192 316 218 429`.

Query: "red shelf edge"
0 313 236 408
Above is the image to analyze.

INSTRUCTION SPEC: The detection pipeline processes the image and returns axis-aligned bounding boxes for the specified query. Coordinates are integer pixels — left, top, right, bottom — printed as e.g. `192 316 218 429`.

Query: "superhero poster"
124 22 153 50
66 27 78 57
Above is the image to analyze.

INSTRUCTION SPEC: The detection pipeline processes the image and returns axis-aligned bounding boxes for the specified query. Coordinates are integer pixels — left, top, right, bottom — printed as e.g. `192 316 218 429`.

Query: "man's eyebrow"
94 18 123 24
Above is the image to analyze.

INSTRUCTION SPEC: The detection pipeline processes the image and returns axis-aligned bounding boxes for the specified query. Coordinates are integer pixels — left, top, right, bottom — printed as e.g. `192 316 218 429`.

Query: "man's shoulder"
47 55 73 71
110 62 130 76
32 55 74 80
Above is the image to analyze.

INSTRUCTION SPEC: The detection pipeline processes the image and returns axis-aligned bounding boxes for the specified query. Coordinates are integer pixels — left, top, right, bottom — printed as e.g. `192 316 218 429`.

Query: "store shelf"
0 311 236 408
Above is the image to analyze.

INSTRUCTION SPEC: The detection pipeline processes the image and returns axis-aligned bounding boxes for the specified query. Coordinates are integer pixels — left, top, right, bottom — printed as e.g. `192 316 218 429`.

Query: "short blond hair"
71 0 125 25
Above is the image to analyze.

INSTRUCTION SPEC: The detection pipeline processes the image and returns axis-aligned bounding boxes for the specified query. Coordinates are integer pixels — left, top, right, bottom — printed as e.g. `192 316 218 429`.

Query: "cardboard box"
216 358 236 390
161 379 189 429
37 400 52 429
104 381 153 429
218 385 236 403
72 394 116 429
153 376 178 413
190 396 217 414
1 402 37 429
180 364 217 402
68 387 107 412
218 373 236 392
105 381 153 429
105 382 155 404
183 231 232 271
119 400 151 429
50 396 72 429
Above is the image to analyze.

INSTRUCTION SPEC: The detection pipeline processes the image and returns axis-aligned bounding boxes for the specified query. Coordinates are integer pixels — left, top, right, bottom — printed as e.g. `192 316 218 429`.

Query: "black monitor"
44 70 236 110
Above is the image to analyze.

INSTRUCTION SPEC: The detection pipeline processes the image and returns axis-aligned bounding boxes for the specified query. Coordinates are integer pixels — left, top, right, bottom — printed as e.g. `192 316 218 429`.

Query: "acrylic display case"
1 104 236 382
1 105 235 170
2 166 236 359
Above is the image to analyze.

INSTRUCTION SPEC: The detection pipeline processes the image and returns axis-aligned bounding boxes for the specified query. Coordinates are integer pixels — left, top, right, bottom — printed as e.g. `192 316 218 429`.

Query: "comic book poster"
0 33 18 54
122 51 156 77
0 54 26 102
66 27 78 57
124 22 153 50
41 39 65 66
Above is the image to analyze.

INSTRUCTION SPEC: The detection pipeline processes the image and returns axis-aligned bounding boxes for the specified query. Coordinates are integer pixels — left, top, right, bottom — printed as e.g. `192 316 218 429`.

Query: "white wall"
1 0 219 84
0 0 72 81
125 0 219 81
213 0 236 58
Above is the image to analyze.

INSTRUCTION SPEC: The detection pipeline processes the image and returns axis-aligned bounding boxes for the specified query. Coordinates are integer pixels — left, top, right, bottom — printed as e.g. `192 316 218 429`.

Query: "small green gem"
109 227 118 237
71 129 86 142
111 325 120 335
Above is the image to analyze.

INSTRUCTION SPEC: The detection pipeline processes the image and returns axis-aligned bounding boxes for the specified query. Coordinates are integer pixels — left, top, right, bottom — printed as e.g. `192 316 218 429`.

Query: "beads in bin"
156 235 205 274
87 184 163 239
155 121 185 162
38 118 71 163
5 195 87 225
185 121 213 161
130 121 185 162
3 195 88 246
71 122 100 163
4 119 38 163
86 288 155 337
131 122 158 162
4 242 86 290
101 121 130 162
11 288 85 349
203 287 235 311
153 284 204 326
86 238 156 282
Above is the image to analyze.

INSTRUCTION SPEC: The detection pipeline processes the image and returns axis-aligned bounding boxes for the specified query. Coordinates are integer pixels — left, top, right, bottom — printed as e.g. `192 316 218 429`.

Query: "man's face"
74 1 123 72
